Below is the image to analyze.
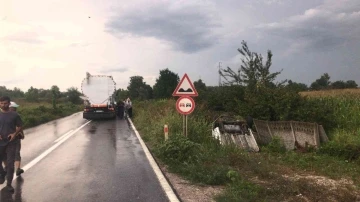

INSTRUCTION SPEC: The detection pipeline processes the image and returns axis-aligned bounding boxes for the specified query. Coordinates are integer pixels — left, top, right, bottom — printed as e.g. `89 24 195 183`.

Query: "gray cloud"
100 67 128 73
105 1 221 53
262 0 285 5
254 0 360 53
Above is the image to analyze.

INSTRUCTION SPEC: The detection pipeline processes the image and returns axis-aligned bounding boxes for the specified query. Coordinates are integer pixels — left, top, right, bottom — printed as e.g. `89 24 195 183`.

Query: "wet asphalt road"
0 112 169 202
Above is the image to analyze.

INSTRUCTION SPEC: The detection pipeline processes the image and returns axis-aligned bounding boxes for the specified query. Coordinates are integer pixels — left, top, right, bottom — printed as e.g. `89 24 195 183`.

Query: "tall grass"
12 100 83 129
305 96 360 131
299 89 360 130
132 93 360 201
298 92 360 160
133 99 232 185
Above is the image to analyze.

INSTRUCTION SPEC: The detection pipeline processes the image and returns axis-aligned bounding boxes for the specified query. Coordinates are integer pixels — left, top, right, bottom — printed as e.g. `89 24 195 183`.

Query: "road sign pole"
183 115 185 136
185 115 188 137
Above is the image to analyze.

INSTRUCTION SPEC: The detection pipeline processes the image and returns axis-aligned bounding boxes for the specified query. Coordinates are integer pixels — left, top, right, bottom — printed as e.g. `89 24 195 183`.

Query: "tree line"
0 85 82 106
113 40 358 132
116 40 358 101
2 40 357 108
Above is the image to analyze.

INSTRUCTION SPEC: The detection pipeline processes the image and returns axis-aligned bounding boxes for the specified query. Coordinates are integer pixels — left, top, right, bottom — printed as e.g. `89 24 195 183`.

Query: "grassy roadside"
12 99 83 129
132 99 360 201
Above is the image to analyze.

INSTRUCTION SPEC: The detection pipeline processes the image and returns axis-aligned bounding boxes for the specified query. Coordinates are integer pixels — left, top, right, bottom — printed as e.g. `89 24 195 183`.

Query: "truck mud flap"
83 112 116 120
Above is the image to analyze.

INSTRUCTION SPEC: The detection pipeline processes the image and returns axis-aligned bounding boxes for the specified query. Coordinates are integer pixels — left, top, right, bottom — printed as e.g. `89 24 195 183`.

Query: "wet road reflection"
0 114 168 202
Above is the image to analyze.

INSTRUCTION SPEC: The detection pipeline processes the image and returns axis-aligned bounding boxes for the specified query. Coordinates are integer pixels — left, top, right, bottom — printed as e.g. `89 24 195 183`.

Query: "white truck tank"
81 72 117 120
81 72 116 104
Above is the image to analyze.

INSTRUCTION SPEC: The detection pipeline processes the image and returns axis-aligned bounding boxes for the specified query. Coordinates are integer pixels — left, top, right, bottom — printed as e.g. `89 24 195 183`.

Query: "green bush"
261 137 287 153
199 85 245 112
155 133 201 164
18 103 82 129
318 129 360 161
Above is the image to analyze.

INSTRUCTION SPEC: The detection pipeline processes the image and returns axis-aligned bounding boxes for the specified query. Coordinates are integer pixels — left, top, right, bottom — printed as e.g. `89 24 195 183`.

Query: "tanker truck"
81 72 117 120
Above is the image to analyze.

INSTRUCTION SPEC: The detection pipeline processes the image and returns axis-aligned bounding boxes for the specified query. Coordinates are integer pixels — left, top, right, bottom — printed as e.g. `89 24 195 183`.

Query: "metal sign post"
183 115 186 137
182 115 188 137
185 115 188 137
176 97 195 136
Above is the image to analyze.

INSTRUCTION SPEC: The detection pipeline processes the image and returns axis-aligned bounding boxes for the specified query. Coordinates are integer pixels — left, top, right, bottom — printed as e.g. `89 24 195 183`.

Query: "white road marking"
54 130 74 143
127 117 180 202
0 120 91 189
21 121 91 173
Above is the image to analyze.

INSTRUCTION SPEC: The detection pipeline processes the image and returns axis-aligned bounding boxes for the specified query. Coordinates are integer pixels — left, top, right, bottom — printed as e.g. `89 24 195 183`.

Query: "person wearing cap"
0 96 23 192
3 101 25 177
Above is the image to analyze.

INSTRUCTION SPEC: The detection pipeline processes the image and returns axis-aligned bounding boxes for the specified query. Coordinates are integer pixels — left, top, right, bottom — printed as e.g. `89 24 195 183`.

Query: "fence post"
266 121 273 138
290 121 296 141
314 123 320 148
164 124 169 141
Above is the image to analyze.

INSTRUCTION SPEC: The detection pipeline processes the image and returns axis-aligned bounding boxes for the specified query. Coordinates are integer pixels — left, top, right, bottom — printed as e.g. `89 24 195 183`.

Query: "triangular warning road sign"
172 73 198 96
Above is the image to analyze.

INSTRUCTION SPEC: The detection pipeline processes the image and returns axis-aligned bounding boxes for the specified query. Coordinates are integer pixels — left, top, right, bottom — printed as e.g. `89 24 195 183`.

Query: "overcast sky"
1 0 359 92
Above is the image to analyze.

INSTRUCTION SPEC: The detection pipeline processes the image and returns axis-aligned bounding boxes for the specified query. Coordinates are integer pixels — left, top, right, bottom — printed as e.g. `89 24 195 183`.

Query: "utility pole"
218 62 222 86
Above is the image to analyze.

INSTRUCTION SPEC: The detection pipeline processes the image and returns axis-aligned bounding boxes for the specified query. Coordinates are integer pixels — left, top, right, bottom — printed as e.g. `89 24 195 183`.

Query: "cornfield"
299 88 360 98
300 89 360 137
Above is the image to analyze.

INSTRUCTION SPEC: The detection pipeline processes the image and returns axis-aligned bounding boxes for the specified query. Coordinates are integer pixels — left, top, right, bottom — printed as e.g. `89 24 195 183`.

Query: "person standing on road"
125 98 132 118
123 99 128 117
0 96 23 192
117 100 125 119
2 101 25 176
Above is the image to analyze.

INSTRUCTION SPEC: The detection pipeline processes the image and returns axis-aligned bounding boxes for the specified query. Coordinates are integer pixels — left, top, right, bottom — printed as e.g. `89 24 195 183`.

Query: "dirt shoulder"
158 164 225 202
158 161 360 202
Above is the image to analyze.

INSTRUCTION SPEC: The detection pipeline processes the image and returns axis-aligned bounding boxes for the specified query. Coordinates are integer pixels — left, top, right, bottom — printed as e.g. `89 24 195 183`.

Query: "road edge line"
127 118 180 202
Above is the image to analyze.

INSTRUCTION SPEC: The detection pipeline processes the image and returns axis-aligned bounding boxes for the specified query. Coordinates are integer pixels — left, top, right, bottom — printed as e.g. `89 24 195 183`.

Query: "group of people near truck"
116 98 132 119
0 96 25 192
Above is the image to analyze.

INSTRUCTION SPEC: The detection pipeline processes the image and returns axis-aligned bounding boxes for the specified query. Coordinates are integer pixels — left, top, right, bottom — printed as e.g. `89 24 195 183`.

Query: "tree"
11 87 25 98
219 66 242 85
139 84 153 100
286 80 308 92
51 85 61 108
193 79 207 102
37 88 53 101
310 73 331 90
0 86 8 97
153 68 180 99
194 79 206 92
127 76 153 100
220 40 283 90
25 86 39 102
345 80 358 88
331 80 347 89
115 89 129 101
66 87 82 104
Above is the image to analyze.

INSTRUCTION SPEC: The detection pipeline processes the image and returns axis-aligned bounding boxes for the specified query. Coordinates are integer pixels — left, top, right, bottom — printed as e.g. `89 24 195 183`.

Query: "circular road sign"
176 96 195 115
